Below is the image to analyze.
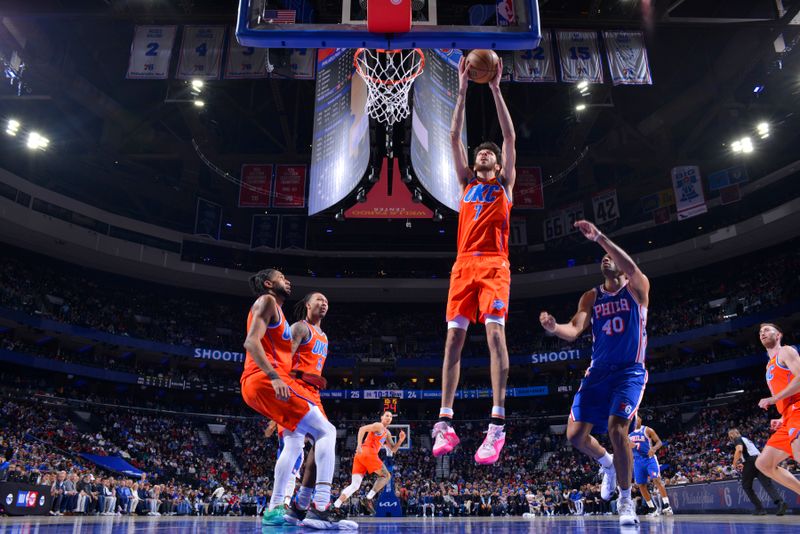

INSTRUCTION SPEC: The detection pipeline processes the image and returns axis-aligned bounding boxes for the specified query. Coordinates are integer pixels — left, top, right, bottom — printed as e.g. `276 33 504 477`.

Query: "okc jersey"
629 426 651 459
292 321 328 376
362 428 388 454
766 352 800 416
590 282 647 366
457 176 512 258
242 305 293 380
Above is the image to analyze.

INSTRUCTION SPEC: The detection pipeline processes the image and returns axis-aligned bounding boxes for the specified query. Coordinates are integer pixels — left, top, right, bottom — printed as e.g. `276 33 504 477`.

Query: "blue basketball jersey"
629 426 651 459
590 283 647 366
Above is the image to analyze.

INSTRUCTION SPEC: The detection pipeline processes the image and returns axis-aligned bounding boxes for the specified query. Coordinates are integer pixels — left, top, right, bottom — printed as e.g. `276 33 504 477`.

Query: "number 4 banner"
176 26 226 80
556 30 603 83
592 189 620 224
127 26 177 80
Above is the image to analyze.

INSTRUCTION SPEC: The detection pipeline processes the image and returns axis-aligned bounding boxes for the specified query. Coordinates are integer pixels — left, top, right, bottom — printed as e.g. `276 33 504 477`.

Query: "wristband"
267 371 279 380
592 232 603 242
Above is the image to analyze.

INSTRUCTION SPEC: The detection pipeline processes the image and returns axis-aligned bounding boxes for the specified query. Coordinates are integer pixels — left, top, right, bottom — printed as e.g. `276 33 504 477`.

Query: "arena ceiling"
0 0 799 251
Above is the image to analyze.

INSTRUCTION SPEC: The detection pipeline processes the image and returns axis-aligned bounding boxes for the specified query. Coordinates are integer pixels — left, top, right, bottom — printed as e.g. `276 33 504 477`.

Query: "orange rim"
353 48 426 86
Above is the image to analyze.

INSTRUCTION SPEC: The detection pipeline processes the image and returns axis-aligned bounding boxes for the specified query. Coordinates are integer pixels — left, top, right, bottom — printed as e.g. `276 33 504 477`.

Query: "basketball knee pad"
447 315 469 330
484 314 505 327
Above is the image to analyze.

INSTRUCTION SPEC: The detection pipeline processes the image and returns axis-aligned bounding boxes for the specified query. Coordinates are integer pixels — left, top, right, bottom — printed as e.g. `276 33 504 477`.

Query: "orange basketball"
466 49 499 84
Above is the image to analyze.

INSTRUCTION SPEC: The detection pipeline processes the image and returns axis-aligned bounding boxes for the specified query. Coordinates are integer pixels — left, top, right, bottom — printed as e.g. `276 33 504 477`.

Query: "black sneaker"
753 508 767 516
284 501 306 526
302 505 359 530
776 502 787 516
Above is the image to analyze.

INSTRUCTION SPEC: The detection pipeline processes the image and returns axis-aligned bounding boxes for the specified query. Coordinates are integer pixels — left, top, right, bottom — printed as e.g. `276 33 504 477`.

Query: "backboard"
236 0 541 50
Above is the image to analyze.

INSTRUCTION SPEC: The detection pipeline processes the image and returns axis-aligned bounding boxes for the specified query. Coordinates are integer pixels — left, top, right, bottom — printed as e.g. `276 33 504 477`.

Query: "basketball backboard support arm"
236 0 541 50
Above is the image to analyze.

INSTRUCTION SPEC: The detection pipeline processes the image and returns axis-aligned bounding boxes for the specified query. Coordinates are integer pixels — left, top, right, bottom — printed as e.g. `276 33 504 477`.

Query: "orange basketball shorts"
766 404 800 456
240 371 319 432
446 255 511 324
352 450 385 475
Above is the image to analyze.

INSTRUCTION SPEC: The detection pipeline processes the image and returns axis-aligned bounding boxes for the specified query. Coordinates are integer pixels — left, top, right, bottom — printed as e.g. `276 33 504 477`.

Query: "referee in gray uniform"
728 428 786 515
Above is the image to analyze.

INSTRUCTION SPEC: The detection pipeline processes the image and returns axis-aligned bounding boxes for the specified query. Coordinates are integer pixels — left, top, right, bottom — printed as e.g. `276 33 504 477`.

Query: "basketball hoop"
354 48 425 125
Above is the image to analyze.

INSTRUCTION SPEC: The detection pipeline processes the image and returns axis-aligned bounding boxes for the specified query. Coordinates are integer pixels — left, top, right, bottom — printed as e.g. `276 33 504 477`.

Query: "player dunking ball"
628 414 672 516
754 323 800 498
539 220 649 526
433 53 516 465
334 411 406 514
240 270 355 530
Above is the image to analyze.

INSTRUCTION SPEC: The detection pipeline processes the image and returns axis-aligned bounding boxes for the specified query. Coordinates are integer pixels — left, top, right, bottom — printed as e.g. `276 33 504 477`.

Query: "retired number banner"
238 164 273 208
603 31 653 86
176 26 226 80
671 166 708 220
592 189 620 224
273 165 307 208
224 34 268 79
126 26 176 80
556 30 603 84
513 31 556 83
512 167 544 209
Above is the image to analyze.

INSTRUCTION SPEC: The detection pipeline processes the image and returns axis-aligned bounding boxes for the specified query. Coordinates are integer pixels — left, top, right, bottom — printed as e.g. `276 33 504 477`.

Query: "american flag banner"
263 9 296 24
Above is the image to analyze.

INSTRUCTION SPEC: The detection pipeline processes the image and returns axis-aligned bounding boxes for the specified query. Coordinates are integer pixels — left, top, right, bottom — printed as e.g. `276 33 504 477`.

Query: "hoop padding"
354 48 425 125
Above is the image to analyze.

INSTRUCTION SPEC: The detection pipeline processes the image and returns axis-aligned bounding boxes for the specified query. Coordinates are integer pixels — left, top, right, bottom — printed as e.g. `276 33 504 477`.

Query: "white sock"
366 490 376 500
333 499 342 509
662 496 670 505
620 488 631 500
646 499 654 508
596 451 613 469
313 484 331 511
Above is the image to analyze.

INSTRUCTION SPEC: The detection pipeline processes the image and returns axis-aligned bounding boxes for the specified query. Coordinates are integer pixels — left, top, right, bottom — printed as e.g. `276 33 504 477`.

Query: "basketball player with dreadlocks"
241 270 355 530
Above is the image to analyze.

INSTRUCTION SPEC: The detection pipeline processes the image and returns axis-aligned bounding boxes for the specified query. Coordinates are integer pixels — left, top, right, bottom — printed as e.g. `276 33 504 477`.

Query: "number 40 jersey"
590 282 647 366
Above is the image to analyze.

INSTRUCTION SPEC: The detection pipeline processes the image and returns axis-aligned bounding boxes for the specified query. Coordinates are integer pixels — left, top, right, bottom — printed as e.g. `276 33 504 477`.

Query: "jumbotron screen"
410 49 467 213
308 49 371 216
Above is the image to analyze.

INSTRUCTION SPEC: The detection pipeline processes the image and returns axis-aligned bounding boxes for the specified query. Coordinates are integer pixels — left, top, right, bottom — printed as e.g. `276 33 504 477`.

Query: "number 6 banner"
556 30 603 83
176 26 226 80
126 26 177 80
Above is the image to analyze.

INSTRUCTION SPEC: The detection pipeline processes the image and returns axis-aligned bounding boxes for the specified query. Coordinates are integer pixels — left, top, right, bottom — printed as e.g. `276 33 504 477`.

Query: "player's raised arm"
760 346 800 409
450 56 472 189
243 295 290 400
539 290 595 342
488 57 516 192
645 427 663 457
388 430 407 454
574 220 650 306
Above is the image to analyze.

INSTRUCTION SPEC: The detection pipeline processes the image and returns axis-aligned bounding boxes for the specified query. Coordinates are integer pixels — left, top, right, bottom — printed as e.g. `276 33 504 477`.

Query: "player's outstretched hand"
758 397 776 410
399 430 407 442
489 57 503 92
574 220 602 242
539 311 556 333
770 418 783 430
458 56 471 93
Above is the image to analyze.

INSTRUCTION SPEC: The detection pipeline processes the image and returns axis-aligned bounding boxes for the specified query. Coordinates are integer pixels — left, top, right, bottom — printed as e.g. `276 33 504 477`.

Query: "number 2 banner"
556 30 603 83
127 26 177 80
513 30 556 83
176 26 226 80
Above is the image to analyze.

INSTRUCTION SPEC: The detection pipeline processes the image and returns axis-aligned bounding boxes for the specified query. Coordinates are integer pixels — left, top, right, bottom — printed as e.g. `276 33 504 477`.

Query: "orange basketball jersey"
457 176 512 258
292 321 329 376
242 305 293 381
766 351 800 416
362 428 388 454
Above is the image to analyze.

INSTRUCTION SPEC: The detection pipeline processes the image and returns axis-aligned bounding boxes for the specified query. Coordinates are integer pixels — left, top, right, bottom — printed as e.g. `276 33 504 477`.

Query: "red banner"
513 167 544 209
345 158 433 219
238 164 273 208
273 165 307 208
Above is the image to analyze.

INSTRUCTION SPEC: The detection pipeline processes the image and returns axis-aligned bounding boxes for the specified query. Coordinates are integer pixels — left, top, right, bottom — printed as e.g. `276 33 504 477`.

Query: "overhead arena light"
731 137 753 154
191 79 204 90
194 100 205 108
575 103 587 112
576 80 589 91
6 119 20 136
26 131 49 150
757 122 770 139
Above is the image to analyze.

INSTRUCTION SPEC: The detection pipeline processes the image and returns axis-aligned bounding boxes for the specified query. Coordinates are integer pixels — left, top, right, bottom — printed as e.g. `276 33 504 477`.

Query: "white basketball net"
354 48 425 125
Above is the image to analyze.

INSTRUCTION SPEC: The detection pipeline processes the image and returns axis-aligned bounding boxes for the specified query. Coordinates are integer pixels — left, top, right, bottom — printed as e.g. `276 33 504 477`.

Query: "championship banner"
238 164 273 208
556 30 603 83
602 31 653 86
250 214 280 249
176 26 226 80
224 34 269 79
592 189 620 224
270 49 316 80
513 31 556 83
194 197 222 239
126 26 176 80
273 164 307 208
512 167 544 209
671 166 708 220
280 215 307 249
